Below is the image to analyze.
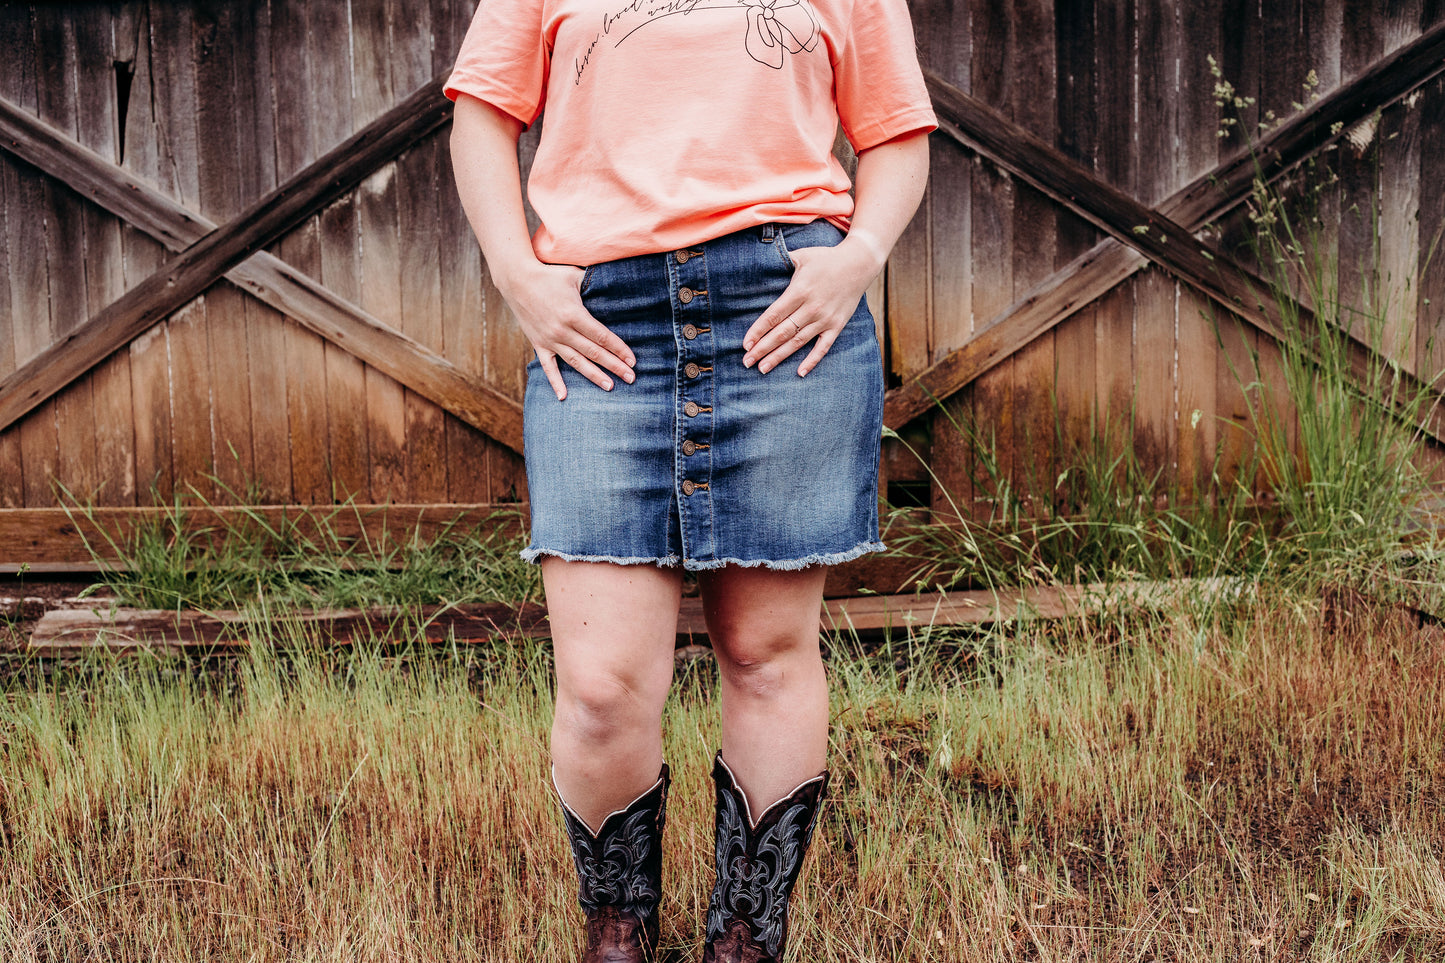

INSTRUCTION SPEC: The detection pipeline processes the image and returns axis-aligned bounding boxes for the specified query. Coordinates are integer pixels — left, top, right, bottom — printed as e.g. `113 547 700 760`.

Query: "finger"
756 319 823 374
743 287 808 356
539 352 568 402
751 308 821 369
796 327 839 378
554 344 618 392
564 324 636 383
574 314 637 371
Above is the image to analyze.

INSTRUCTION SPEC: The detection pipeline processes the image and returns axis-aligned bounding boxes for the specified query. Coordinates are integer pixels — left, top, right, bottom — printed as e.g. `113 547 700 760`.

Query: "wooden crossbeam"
886 21 1445 436
0 94 523 452
0 75 486 443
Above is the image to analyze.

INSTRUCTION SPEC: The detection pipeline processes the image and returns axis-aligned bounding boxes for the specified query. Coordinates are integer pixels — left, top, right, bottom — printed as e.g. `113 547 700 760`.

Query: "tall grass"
62 486 539 612
1 600 1441 960
890 100 1444 609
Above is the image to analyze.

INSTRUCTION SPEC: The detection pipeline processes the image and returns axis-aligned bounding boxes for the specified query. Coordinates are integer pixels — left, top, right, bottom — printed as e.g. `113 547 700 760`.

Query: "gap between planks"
24 580 1250 654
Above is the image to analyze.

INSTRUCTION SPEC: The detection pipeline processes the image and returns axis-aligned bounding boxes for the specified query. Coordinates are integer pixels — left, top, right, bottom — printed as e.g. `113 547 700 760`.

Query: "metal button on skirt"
520 219 885 570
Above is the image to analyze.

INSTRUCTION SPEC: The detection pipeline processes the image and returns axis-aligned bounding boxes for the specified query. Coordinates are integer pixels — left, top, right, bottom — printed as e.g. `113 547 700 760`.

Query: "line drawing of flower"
742 0 820 68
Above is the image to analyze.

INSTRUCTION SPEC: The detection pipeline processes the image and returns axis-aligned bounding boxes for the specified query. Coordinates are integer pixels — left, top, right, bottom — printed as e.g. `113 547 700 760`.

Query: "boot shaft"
703 754 828 962
556 766 671 963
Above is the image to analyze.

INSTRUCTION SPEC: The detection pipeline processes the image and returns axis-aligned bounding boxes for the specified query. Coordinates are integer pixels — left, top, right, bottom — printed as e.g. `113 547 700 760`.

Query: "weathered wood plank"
33 9 100 506
196 3 254 494
25 580 1251 653
1006 0 1058 510
1419 75 1445 486
74 10 135 507
233 0 290 504
0 95 526 455
966 0 1016 509
352 0 408 502
884 14 1445 433
909 71 1445 447
0 156 19 509
0 74 454 437
0 11 58 510
148 1 214 500
120 3 174 503
391 0 449 502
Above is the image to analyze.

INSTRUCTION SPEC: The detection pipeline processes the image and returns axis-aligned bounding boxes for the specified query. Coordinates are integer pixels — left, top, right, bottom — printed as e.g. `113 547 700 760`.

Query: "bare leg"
698 566 830 815
545 558 683 830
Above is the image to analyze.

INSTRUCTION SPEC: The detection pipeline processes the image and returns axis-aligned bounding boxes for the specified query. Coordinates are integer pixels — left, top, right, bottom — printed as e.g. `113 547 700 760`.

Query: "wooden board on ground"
25 580 1253 654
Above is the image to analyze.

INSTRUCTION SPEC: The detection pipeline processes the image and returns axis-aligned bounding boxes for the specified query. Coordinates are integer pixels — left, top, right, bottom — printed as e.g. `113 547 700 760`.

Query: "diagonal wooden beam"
0 75 477 441
887 20 1445 435
0 89 524 452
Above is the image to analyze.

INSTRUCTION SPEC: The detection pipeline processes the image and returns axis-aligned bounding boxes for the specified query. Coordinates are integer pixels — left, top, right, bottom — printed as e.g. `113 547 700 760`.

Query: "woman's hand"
451 94 632 401
741 128 932 377
495 260 635 401
742 237 883 377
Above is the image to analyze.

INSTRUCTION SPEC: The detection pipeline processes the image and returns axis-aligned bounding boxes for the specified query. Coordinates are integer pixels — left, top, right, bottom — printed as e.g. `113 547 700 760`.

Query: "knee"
713 630 814 701
555 672 658 744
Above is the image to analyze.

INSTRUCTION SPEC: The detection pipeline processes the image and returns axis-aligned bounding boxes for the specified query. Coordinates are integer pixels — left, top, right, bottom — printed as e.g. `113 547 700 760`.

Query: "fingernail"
743 357 754 369
602 380 613 391
760 363 772 374
743 339 755 351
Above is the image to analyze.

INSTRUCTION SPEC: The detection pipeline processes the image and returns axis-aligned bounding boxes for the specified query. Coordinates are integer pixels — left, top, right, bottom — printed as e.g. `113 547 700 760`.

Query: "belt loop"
760 223 776 241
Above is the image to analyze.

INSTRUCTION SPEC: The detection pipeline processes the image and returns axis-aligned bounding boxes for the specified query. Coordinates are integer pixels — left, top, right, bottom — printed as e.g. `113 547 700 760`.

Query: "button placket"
670 242 715 560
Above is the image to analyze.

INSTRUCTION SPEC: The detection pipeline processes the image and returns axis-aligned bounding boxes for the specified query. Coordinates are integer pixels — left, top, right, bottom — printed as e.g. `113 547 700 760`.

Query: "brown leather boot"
557 765 670 963
702 754 828 963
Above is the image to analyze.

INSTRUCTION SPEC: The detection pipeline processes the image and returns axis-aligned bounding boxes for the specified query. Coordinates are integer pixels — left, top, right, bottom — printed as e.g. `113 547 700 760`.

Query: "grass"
61 488 540 612
0 596 1442 960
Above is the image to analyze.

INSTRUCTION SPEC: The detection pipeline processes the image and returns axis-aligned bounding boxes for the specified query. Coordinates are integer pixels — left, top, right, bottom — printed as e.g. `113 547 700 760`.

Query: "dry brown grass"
0 592 1442 961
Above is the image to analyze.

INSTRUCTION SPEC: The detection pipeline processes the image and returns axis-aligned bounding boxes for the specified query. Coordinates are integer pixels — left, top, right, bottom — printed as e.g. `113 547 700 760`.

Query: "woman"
446 0 933 958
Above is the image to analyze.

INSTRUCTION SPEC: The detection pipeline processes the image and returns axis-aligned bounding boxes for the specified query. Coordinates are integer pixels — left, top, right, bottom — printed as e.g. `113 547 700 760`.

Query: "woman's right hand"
495 259 636 402
450 95 633 401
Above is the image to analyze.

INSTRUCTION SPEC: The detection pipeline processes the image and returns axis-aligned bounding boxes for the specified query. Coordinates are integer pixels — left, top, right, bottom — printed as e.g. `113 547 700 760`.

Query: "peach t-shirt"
445 0 937 265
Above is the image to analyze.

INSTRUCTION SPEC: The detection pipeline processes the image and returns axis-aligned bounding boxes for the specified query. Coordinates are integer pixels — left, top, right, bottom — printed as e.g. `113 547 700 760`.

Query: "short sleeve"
832 0 937 151
443 0 550 127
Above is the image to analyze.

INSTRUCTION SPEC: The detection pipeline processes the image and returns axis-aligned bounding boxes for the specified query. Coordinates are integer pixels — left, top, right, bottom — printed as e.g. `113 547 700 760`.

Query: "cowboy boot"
702 754 829 963
556 765 670 963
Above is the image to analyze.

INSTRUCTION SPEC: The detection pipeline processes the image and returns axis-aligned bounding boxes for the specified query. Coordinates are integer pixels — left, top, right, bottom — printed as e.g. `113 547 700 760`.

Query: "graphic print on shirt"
574 0 820 84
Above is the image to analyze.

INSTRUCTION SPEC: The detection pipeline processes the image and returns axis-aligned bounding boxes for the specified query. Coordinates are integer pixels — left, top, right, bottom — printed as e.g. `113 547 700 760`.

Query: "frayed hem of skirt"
519 541 886 571
519 548 683 567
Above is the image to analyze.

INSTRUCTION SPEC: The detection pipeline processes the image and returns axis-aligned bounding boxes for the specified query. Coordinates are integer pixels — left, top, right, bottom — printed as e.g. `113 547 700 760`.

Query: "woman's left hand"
742 236 884 377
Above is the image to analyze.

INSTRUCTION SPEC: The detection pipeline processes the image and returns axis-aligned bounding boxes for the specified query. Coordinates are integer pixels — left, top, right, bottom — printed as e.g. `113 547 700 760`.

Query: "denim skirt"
520 219 885 570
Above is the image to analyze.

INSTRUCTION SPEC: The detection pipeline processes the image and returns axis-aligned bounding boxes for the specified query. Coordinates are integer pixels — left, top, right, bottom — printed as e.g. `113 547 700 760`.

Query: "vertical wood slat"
149 1 213 502
965 0 1016 519
1133 2 1184 490
910 0 971 515
0 7 31 508
1050 0 1100 486
1211 0 1258 491
311 0 370 502
393 0 450 504
195 2 256 497
271 0 330 505
6 10 59 509
1376 2 1425 372
430 0 485 504
121 2 175 504
1006 0 1058 510
235 0 291 504
352 0 408 503
75 10 136 507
